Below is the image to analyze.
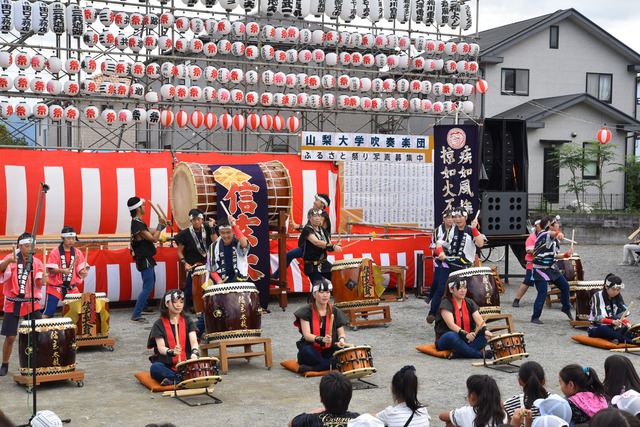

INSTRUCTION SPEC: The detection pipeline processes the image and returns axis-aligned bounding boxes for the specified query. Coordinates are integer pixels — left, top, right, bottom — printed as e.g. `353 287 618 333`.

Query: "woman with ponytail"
374 365 430 426
558 364 610 424
440 374 506 426
503 362 550 427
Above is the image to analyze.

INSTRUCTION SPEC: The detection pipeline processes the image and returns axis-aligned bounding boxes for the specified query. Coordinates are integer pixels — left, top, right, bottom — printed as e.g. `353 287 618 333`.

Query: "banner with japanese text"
210 164 270 308
433 125 479 218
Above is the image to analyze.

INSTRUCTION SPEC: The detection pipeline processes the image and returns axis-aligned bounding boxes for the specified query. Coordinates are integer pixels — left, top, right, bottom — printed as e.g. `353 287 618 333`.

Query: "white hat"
612 389 640 415
347 414 384 427
533 394 572 422
531 415 568 427
31 410 63 427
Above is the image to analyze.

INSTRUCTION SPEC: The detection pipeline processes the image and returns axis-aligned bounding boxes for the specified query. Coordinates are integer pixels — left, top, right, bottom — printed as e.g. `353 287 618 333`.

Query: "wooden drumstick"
158 204 172 229
563 237 578 245
629 227 640 241
12 245 15 260
174 319 181 363
326 313 334 344
338 240 360 250
84 247 89 270
341 343 355 348
473 210 480 221
220 199 232 218
615 301 633 330
148 201 163 221
474 317 488 334
571 229 575 251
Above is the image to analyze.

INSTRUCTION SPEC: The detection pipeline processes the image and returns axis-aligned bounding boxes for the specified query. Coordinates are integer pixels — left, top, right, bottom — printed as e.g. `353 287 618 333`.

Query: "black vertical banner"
433 124 479 218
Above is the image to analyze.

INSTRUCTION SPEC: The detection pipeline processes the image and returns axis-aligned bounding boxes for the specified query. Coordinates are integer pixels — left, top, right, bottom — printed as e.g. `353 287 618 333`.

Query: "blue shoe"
130 316 149 323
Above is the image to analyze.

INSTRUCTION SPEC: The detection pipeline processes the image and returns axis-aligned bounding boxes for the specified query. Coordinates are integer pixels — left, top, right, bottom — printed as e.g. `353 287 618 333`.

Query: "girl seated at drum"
588 274 633 344
299 209 342 283
148 289 200 386
434 276 493 359
294 280 348 373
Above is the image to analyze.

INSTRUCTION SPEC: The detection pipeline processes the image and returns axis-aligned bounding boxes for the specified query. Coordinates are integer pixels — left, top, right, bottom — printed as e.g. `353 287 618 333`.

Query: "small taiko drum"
448 267 501 314
203 283 262 341
333 345 376 379
18 318 77 375
175 357 222 389
170 161 292 230
627 324 640 343
574 281 603 320
487 333 528 365
331 258 379 309
191 265 207 315
556 255 584 283
62 292 110 338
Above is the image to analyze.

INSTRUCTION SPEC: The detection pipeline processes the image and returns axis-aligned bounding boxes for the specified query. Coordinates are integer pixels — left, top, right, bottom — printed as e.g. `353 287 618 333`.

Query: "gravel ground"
1 244 638 426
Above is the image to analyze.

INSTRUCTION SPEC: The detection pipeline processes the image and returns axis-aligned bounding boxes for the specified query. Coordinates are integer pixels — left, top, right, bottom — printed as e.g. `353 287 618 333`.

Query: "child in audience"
558 364 609 425
503 362 550 427
374 365 430 426
603 354 640 396
439 374 506 427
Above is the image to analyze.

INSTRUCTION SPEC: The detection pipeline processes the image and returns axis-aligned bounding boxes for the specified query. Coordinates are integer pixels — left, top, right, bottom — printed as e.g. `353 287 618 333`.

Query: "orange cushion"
133 372 175 392
416 344 451 358
280 360 330 377
571 335 639 350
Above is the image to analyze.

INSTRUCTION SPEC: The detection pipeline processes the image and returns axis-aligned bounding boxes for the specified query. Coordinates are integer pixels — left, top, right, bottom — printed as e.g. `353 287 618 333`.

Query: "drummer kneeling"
587 274 633 345
435 276 493 360
294 280 348 374
148 290 200 386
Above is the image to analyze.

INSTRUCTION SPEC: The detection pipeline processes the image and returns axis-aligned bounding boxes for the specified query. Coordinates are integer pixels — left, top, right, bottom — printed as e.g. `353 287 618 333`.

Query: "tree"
613 155 640 210
0 123 27 146
583 141 617 210
552 143 589 211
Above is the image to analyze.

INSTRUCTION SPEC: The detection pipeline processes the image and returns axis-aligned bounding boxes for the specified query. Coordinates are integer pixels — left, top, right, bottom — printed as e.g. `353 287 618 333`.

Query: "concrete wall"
534 212 640 244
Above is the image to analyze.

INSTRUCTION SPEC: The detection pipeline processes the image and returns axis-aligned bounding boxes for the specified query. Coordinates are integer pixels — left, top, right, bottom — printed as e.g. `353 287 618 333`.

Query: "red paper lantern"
191 110 204 128
260 114 272 130
287 116 300 132
220 113 232 130
597 128 612 144
475 79 489 94
175 110 189 128
247 113 260 131
233 114 246 131
272 115 284 132
204 112 217 129
160 109 174 127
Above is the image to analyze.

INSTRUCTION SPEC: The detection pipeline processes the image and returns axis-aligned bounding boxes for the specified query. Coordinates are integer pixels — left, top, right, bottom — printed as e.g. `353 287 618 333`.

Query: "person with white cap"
612 389 640 417
512 216 543 308
43 226 90 318
0 232 46 376
587 273 633 344
293 279 348 374
530 415 568 427
128 196 167 323
532 394 572 425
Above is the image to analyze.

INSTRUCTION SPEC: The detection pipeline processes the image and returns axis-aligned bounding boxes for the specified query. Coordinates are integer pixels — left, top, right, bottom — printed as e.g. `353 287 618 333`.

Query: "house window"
586 73 612 103
549 26 559 49
501 69 529 95
582 142 599 179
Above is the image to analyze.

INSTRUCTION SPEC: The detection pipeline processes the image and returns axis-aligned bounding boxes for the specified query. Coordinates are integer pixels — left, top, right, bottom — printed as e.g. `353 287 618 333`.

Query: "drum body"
628 324 640 343
331 258 379 309
487 333 528 365
175 356 222 389
448 267 500 312
62 292 110 337
574 281 602 320
191 265 207 314
333 345 376 379
170 161 292 230
18 318 77 374
556 255 584 283
203 283 262 341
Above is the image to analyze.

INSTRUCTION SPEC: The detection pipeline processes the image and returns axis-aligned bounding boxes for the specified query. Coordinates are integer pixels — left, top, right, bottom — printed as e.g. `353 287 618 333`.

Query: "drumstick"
629 227 640 241
341 343 355 348
339 240 360 250
220 199 232 218
158 204 170 224
473 210 480 221
571 229 575 251
148 201 163 221
474 317 488 334
326 313 334 345
174 320 181 363
12 245 15 260
43 245 47 275
615 301 633 330
563 238 578 245
84 247 89 272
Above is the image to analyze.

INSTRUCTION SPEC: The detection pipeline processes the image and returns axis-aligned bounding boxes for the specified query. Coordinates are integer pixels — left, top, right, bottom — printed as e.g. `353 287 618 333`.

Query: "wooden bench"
545 284 577 307
481 313 515 334
379 265 407 302
200 338 272 373
341 305 391 330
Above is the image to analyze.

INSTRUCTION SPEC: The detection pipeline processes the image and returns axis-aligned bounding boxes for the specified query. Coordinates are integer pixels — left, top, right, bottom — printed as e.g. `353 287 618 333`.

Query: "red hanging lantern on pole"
247 113 260 130
272 114 284 132
190 110 204 128
287 115 300 132
260 114 272 130
475 79 488 94
233 114 246 131
204 112 217 129
220 113 232 130
597 128 611 144
175 109 189 128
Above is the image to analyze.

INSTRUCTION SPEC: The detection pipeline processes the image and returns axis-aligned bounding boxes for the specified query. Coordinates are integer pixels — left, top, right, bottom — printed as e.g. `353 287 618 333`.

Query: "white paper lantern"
448 0 460 29
462 4 472 30
217 88 231 104
443 100 455 113
361 97 372 111
173 37 187 53
160 62 175 78
308 75 320 90
84 106 99 122
361 54 374 68
260 45 274 61
143 35 157 51
0 52 11 69
246 22 260 37
130 83 145 99
468 43 480 57
432 101 444 114
444 60 457 73
175 110 189 128
371 78 383 93
461 100 474 114
398 55 410 69
173 85 187 101
325 31 338 46
160 84 175 100
158 12 173 30
63 106 79 122
468 61 479 75
115 61 130 77
275 50 287 63
375 53 387 68
322 94 335 108
441 83 453 96
144 63 159 79
98 82 114 96
231 42 245 57
298 29 312 44
350 52 363 67
260 92 273 106
421 99 432 113
114 34 129 51
339 52 351 66
456 60 468 74
29 76 46 93
321 75 335 89
284 73 297 89
31 2 48 35
83 6 97 24
48 3 65 34
369 98 381 112
191 18 204 34
13 75 29 91
203 87 216 102
444 41 457 56
311 49 324 63
49 105 64 121
13 1 33 34
340 0 357 21
147 109 160 126
338 95 349 109
15 52 30 70
144 14 158 29
114 83 128 98
432 82 443 96
463 83 474 97
80 56 97 74
231 89 244 103
47 79 62 95
369 0 383 22
113 12 129 29
383 78 396 92
435 0 448 26
245 45 259 60
395 78 409 93
33 103 49 119
80 79 96 95
160 110 174 127
132 108 147 124
85 30 99 47
63 80 80 96
261 70 274 85
410 98 422 112
452 83 465 97
99 31 115 48
219 0 239 11
309 94 321 108
286 49 298 64
325 53 338 66
242 91 257 106
274 71 286 87
101 108 117 124
158 36 172 52
296 93 309 107
311 29 324 44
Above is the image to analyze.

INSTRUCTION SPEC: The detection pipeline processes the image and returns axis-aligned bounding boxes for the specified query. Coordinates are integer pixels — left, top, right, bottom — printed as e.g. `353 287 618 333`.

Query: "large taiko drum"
18 318 77 375
175 357 222 389
331 258 380 309
170 161 292 230
334 345 376 379
191 265 207 315
203 283 262 341
575 281 603 321
448 267 500 314
556 255 584 283
487 333 528 365
62 292 110 338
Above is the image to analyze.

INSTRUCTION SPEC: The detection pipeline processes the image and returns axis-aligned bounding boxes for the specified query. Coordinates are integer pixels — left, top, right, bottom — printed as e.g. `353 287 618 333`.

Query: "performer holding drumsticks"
43 226 90 318
294 279 348 373
175 208 217 312
147 289 200 386
206 213 250 285
587 273 634 344
299 208 342 283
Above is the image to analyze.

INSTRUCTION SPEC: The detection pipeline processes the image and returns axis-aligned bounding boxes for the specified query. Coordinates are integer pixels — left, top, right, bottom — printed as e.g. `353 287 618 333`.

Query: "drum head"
175 356 219 369
342 367 376 380
177 375 222 389
487 332 523 344
171 162 199 230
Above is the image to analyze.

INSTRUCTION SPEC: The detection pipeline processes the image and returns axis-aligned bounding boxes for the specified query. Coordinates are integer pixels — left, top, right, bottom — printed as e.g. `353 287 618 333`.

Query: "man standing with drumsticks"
128 196 167 324
175 208 217 312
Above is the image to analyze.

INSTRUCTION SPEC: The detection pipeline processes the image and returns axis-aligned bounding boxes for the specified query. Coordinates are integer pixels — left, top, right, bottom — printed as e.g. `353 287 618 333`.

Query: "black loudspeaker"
481 192 528 236
481 119 528 192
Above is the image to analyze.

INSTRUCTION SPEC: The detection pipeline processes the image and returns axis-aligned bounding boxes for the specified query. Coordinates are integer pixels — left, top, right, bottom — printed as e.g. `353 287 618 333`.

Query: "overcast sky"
476 0 640 54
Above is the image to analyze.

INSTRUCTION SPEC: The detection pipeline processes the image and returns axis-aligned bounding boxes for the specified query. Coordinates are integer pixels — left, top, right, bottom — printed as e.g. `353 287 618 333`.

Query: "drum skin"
574 281 602 320
487 333 527 364
175 357 222 389
62 292 110 336
556 255 584 283
331 258 379 308
448 267 500 309
18 319 77 374
334 345 376 379
202 283 262 341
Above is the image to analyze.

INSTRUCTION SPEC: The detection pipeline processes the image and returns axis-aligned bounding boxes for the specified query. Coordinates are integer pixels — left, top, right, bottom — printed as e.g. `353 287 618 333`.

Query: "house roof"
492 93 640 131
478 8 640 64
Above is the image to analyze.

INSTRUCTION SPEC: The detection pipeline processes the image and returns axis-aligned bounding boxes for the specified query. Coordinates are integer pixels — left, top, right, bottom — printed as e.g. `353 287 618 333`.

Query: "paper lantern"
232 114 245 131
233 21 247 37
321 75 335 89
371 98 382 112
338 95 349 109
432 82 443 96
220 113 232 130
410 98 422 113
33 103 49 119
309 49 323 64
47 80 62 95
442 83 453 96
29 76 46 93
597 128 612 144
309 94 321 108
432 101 444 114
161 84 175 100
114 12 129 29
383 78 396 92
475 79 488 94
48 105 65 121
322 94 335 108
244 70 258 85
371 78 383 93
260 114 272 130
159 12 174 29
273 71 286 87
63 80 80 96
325 52 338 67
146 63 160 79
243 91 257 106
421 99 433 113
81 56 97 74
174 37 188 53
247 22 260 37
461 4 472 30
231 41 245 57
203 87 217 102
161 62 176 78
175 110 189 128
31 1 48 35
0 52 11 69
130 84 145 99
456 60 468 74
230 89 244 103
260 45 274 61
448 0 460 28
311 29 324 45
260 92 273 106
129 12 143 29
362 54 375 68
247 113 260 131
286 49 298 64
217 88 231 104
360 97 371 111
99 30 115 48
443 101 455 113
284 73 297 89
83 106 98 121
144 13 158 29
469 43 480 57
14 52 30 70
146 109 160 126
271 115 284 132
374 53 386 68
383 98 397 111
219 0 239 11
461 100 474 114
204 112 217 129
80 79 96 95
444 60 457 73
203 42 218 58
246 45 259 60
230 68 244 84
175 64 188 79
191 18 205 34
435 0 449 26
115 61 130 77
13 75 29 91
463 83 474 97
273 93 285 107
453 83 465 97
396 79 410 93
144 34 157 50
158 36 172 51
48 3 65 34
160 110 174 127
286 94 297 108
13 1 32 34
307 75 320 90
117 109 133 124
468 61 479 74
15 102 30 119
100 58 116 76
339 0 357 22
339 52 351 66
297 93 309 107
299 28 312 44
114 83 128 98
188 86 202 101
351 52 363 67
100 108 116 124
119 34 136 51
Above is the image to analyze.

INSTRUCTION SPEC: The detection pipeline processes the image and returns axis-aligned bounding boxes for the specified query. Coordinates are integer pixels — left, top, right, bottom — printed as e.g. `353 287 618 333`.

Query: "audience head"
531 415 569 427
588 408 640 426
604 355 640 397
559 364 609 399
533 394 572 422
391 365 421 412
466 374 504 427
518 361 548 408
613 390 640 417
320 371 353 415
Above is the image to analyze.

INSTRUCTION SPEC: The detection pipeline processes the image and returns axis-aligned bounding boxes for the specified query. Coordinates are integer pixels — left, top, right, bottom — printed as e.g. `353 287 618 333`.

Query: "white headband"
315 194 329 207
312 281 333 292
19 238 34 245
218 224 232 229
61 232 76 238
165 290 184 303
128 198 145 211
534 219 541 225
190 213 204 220
449 278 467 289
